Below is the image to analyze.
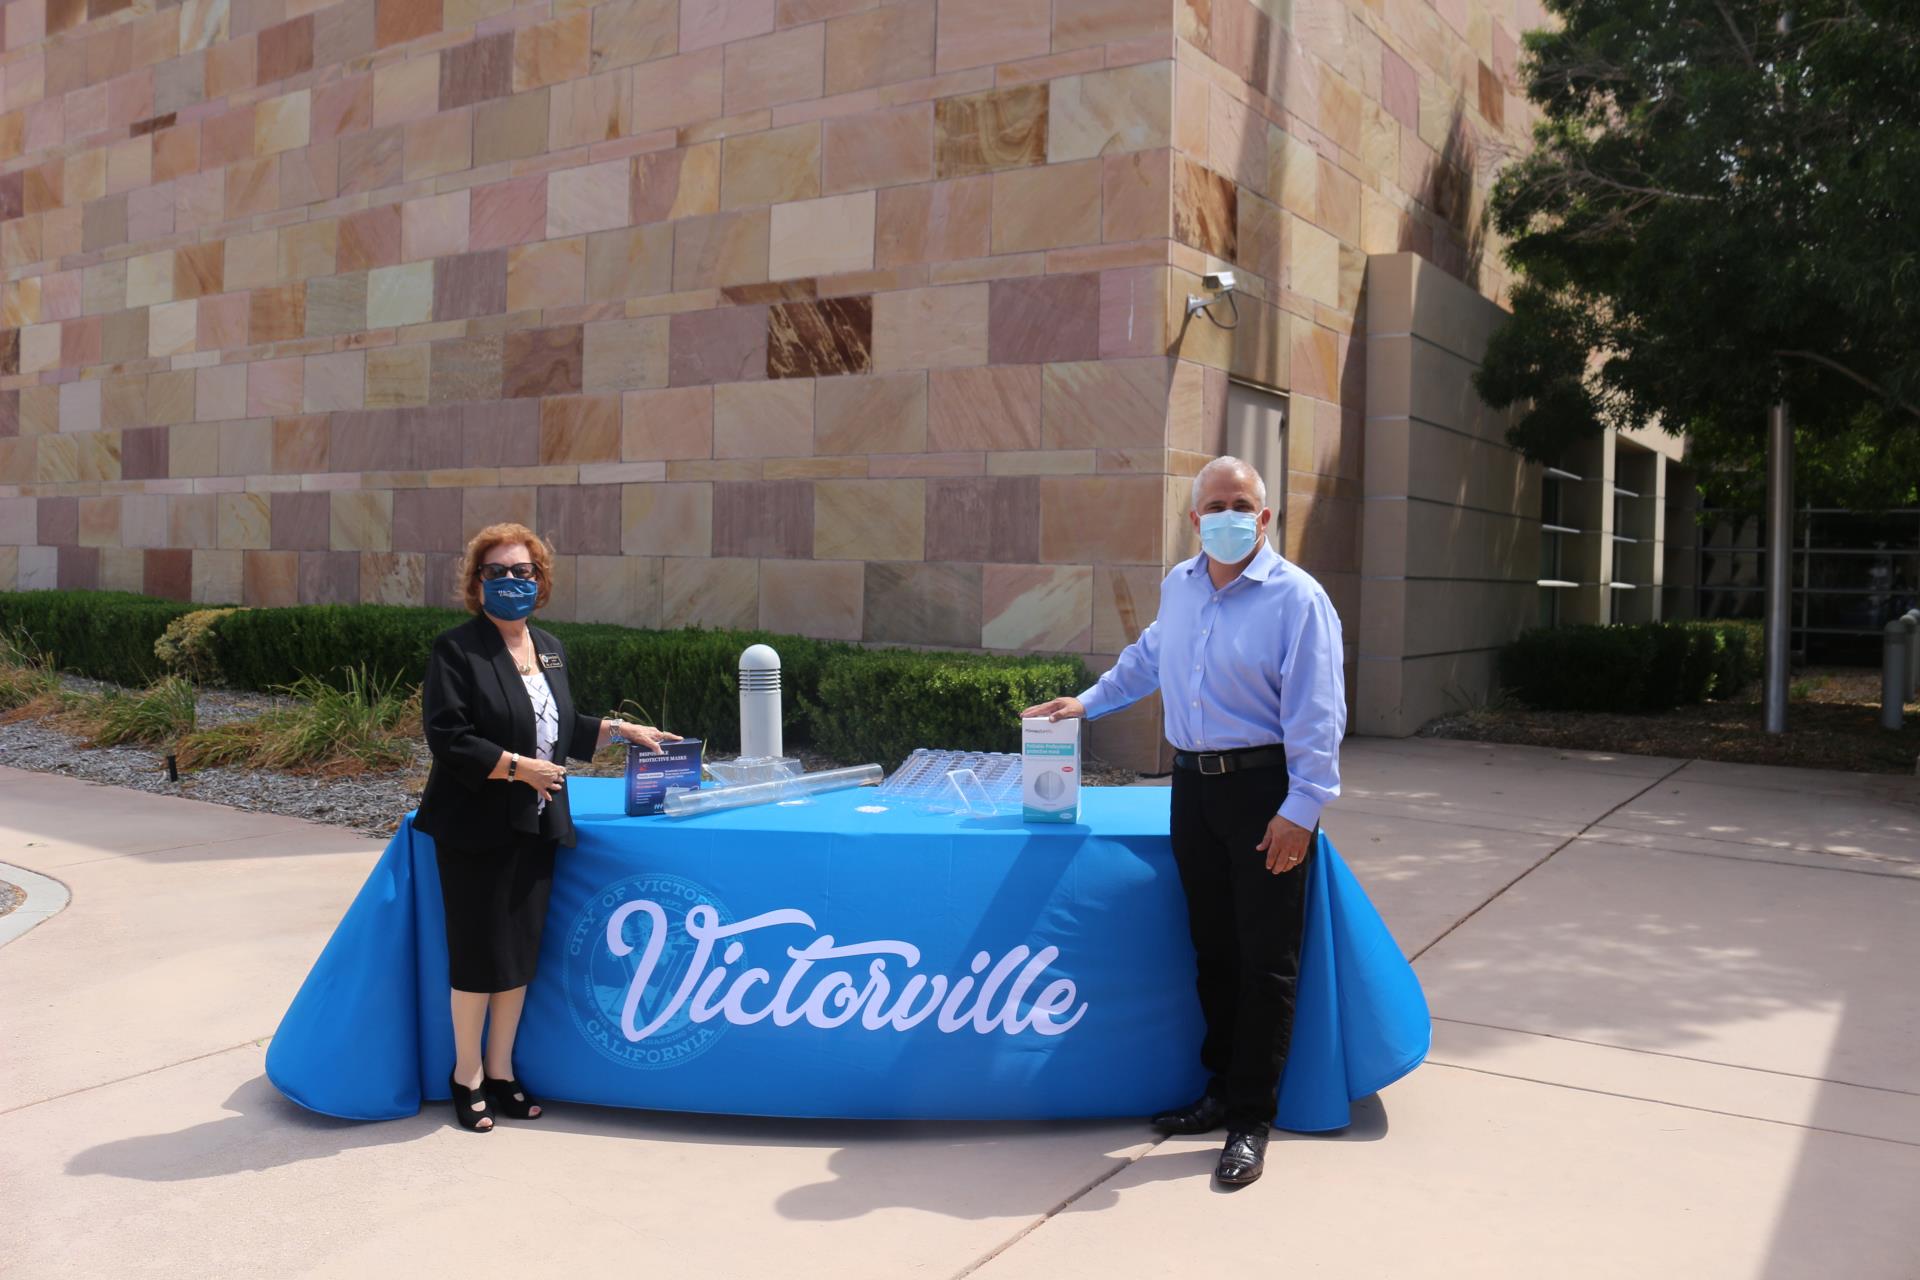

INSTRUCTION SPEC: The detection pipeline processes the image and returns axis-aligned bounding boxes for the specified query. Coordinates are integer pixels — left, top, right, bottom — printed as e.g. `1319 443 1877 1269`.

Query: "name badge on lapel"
539 652 564 670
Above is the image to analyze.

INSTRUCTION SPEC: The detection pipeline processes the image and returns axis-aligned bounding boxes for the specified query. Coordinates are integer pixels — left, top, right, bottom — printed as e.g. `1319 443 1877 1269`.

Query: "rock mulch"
0 879 21 917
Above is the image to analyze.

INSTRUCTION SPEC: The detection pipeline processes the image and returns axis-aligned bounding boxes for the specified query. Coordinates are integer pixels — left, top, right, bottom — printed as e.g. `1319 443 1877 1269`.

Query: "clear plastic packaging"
661 763 883 817
706 756 803 787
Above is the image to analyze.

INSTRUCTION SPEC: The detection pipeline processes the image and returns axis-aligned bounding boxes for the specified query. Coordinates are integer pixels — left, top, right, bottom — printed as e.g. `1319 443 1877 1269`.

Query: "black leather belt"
1172 745 1288 775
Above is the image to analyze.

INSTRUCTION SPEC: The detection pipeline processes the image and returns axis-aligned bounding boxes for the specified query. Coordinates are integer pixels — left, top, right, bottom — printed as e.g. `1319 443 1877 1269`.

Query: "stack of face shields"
660 763 881 817
874 749 1024 817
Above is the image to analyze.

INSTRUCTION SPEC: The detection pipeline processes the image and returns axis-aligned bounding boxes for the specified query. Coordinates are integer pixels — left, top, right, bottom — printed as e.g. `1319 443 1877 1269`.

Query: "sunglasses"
478 562 538 581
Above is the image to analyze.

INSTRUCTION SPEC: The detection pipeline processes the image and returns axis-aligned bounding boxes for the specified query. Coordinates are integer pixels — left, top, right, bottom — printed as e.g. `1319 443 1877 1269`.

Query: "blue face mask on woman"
481 576 539 621
1198 510 1262 564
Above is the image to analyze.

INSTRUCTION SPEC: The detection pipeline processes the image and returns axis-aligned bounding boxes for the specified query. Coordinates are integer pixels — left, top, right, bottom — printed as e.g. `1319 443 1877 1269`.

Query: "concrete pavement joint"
1425 1060 1920 1149
947 1140 1171 1280
1410 759 1693 962
0 860 70 950
1431 1016 1920 1097
0 1036 265 1119
1576 830 1920 879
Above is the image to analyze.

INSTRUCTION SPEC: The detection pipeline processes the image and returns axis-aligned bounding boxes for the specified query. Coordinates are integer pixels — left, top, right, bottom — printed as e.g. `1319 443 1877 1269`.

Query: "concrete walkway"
1 742 1915 1279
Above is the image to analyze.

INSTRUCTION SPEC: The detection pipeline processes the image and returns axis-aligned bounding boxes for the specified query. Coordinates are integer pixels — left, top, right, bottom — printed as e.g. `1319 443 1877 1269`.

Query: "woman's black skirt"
435 836 558 993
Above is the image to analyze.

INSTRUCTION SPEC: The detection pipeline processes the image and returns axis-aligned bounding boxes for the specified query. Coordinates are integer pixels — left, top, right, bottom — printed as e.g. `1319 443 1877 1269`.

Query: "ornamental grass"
177 666 421 778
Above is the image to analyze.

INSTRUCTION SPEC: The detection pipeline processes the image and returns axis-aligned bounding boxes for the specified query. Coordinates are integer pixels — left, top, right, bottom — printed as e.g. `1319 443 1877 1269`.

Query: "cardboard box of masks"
624 738 704 816
1021 717 1081 823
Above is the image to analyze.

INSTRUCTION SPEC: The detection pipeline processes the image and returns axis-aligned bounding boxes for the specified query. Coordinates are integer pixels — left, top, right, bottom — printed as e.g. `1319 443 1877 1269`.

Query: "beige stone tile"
402 190 469 261
1047 60 1171 163
584 316 669 392
814 371 925 455
367 261 435 329
548 159 631 238
589 0 674 74
148 300 198 357
814 476 923 561
991 159 1101 253
219 420 274 479
713 379 812 457
872 283 987 371
255 90 311 156
1042 357 1169 450
1102 149 1170 242
936 0 1048 72
360 550 428 606
217 491 272 550
875 175 991 268
1290 214 1339 306
1037 473 1162 563
631 48 725 133
474 89 551 166
928 364 1041 451
373 54 441 129
672 208 770 291
822 103 932 195
660 555 757 628
330 488 392 552
723 24 824 115
126 250 175 308
1092 562 1161 652
722 123 821 210
759 555 863 640
934 82 1048 179
622 385 713 460
621 480 711 558
515 10 589 91
405 109 473 181
304 351 366 412
571 553 662 628
633 143 722 224
547 69 631 150
586 224 674 301
982 562 1092 650
507 238 587 310
767 191 876 281
366 346 431 408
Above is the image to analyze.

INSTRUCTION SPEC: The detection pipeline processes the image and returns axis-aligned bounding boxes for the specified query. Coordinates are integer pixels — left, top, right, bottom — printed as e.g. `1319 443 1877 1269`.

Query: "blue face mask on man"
481 575 539 621
1197 510 1263 564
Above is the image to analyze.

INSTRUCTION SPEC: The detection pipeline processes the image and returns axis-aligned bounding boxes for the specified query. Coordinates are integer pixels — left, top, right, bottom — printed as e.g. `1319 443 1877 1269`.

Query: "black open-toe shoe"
449 1072 494 1132
484 1075 542 1120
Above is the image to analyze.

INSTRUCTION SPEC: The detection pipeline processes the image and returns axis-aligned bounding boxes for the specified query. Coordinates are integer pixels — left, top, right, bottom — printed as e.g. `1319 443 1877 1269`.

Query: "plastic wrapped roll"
661 764 883 817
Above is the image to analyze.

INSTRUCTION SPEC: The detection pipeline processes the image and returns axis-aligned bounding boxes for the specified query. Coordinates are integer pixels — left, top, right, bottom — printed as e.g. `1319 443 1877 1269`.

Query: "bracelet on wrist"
507 752 518 781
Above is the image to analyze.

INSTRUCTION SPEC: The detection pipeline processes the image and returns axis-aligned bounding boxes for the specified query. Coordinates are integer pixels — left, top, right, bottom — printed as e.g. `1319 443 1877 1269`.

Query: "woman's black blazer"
414 615 602 850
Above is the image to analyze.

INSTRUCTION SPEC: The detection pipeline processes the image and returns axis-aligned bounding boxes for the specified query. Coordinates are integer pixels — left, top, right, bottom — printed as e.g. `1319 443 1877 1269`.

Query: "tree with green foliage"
1476 0 1920 513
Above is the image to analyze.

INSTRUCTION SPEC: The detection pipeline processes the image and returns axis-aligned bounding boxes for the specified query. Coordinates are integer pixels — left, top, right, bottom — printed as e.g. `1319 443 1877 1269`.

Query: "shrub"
808 649 1093 770
210 603 467 693
154 608 243 684
1499 625 1656 712
65 676 198 747
0 590 202 685
1500 619 1769 712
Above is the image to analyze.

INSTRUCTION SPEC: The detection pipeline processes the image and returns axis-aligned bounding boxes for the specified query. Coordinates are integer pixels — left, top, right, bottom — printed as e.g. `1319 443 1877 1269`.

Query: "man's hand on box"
1021 696 1086 722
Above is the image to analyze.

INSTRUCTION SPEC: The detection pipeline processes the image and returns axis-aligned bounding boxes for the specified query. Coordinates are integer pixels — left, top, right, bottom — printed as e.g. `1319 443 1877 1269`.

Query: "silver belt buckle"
1198 752 1227 775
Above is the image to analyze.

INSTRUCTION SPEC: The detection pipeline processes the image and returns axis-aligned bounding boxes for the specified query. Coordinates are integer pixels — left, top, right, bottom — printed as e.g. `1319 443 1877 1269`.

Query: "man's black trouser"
1169 762 1313 1128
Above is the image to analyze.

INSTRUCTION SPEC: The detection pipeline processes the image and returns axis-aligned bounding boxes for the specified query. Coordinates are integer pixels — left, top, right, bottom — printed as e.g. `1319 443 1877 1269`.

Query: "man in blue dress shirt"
1023 455 1346 1187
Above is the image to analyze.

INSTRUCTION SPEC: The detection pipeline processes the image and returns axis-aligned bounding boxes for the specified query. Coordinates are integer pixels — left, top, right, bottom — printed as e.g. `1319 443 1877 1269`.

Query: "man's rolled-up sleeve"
423 635 505 788
1077 619 1163 720
1276 593 1345 831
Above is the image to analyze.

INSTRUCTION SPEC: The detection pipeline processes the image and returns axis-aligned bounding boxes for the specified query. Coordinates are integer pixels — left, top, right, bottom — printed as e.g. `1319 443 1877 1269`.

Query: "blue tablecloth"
266 779 1429 1131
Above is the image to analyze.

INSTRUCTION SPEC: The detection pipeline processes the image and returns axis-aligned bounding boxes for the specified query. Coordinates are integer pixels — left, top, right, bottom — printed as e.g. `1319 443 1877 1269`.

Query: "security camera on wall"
1202 271 1236 293
1186 271 1241 327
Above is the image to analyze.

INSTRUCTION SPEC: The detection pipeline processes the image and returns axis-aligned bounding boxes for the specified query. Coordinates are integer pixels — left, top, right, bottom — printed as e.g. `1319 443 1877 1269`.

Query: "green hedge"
0 590 1091 761
808 649 1091 770
0 590 204 686
1499 619 1764 712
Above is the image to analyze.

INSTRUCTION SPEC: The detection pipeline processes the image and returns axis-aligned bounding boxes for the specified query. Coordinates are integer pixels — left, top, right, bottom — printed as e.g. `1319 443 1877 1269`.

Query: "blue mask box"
624 738 705 816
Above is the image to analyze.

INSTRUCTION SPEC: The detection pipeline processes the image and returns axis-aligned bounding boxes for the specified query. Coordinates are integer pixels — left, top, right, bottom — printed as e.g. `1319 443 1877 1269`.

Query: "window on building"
1538 467 1581 627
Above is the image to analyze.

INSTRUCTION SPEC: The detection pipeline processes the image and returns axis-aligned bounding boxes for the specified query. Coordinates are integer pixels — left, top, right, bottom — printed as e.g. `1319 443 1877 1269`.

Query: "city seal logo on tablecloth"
568 873 1090 1071
567 872 735 1070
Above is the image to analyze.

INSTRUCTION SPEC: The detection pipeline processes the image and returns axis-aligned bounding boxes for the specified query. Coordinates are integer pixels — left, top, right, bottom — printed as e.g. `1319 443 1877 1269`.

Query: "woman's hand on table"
519 758 567 800
607 719 682 755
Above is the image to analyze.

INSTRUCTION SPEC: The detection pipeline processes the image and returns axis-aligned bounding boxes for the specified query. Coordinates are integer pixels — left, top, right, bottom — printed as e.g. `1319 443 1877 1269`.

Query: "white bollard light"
739 644 783 761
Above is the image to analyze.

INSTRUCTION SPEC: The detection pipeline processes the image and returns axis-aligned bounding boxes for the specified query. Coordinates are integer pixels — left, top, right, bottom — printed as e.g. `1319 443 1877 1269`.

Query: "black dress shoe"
1150 1092 1228 1135
1214 1123 1269 1186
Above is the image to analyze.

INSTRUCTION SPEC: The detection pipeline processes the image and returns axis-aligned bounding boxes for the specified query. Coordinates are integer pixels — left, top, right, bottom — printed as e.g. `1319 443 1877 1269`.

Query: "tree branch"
1773 349 1920 420
1711 0 1756 67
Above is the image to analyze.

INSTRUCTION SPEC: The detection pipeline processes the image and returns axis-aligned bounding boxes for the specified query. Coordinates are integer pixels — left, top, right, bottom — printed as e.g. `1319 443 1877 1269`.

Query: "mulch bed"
1421 667 1920 775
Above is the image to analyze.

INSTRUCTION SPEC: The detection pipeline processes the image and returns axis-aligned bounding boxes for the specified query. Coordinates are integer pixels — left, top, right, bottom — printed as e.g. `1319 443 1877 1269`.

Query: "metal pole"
1884 620 1908 731
1763 403 1793 734
1904 607 1920 699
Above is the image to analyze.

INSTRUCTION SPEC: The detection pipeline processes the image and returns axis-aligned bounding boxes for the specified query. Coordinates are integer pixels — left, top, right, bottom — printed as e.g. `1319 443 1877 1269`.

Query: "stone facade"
0 0 1578 769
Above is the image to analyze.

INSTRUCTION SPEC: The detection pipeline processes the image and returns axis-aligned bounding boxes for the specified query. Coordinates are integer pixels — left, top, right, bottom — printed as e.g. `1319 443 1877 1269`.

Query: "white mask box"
1021 717 1081 824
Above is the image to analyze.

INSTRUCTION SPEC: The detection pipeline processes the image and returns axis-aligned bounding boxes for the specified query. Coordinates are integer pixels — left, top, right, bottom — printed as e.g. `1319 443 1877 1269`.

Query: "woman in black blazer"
417 522 678 1133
